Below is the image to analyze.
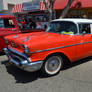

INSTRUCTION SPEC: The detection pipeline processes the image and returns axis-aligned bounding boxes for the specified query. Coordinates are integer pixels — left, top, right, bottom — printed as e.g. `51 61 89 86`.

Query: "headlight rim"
22 44 30 56
4 37 9 44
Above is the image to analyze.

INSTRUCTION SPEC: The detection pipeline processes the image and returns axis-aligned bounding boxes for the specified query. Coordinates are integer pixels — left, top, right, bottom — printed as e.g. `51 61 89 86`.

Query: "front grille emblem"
11 42 16 47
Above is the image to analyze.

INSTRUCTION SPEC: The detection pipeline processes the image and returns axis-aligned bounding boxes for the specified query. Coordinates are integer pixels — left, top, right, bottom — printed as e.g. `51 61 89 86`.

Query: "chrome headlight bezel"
22 44 30 56
4 37 9 44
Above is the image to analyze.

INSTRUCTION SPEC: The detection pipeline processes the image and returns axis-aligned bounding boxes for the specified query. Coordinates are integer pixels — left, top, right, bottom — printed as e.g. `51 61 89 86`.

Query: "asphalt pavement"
0 54 92 92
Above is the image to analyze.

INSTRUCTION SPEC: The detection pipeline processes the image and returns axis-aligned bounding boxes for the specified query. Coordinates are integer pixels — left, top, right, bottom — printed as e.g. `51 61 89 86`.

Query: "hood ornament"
23 37 30 42
13 34 18 38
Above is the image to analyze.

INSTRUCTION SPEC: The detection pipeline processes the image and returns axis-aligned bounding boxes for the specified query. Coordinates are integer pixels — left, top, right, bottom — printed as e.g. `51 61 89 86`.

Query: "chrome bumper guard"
3 47 43 72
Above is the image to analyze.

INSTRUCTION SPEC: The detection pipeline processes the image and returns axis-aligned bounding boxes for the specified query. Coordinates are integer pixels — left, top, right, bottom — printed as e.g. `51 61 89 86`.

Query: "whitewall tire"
41 55 63 76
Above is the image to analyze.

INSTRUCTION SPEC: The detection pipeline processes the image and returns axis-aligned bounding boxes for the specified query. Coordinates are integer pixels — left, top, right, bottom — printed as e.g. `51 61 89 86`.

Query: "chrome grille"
7 47 31 63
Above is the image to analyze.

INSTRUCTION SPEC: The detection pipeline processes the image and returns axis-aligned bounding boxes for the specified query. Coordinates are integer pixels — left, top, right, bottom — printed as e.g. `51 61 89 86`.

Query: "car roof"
52 18 92 24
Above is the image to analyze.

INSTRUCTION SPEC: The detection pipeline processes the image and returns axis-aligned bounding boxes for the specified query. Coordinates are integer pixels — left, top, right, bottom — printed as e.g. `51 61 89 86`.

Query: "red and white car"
4 18 92 76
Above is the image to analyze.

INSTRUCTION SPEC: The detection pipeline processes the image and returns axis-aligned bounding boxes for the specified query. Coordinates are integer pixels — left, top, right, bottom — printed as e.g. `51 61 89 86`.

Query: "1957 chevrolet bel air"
4 18 92 76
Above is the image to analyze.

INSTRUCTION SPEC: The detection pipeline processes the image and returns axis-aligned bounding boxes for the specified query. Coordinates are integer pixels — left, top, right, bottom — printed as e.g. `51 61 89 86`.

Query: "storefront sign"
23 1 40 11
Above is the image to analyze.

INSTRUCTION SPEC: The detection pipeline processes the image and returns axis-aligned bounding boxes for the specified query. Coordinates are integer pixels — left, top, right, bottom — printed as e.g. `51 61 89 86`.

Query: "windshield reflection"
46 21 77 35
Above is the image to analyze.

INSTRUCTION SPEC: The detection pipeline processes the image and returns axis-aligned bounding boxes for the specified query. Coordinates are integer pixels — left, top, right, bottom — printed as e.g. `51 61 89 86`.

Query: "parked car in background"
4 18 92 76
0 14 45 51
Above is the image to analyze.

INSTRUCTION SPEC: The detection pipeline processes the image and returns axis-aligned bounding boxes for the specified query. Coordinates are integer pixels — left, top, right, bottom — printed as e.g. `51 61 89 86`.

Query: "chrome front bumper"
3 47 43 72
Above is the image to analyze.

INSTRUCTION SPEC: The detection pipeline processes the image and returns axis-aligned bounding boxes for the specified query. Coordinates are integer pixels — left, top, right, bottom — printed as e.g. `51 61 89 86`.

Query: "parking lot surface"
0 55 92 92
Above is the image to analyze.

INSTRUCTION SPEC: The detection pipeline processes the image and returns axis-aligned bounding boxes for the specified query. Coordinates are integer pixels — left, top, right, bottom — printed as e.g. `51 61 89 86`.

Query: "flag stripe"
11 4 23 13
40 0 49 10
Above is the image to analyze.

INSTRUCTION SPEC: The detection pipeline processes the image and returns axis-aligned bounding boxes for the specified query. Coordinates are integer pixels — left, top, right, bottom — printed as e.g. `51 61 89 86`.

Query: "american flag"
40 0 50 10
11 4 23 13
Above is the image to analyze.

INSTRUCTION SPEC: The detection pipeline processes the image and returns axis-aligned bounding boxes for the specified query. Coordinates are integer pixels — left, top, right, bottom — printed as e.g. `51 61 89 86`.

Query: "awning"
54 0 92 10
11 4 23 13
54 0 68 10
71 0 92 9
41 0 92 10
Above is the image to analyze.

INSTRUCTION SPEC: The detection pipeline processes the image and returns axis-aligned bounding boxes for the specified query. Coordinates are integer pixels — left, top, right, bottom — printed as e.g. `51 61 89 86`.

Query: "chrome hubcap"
47 58 60 72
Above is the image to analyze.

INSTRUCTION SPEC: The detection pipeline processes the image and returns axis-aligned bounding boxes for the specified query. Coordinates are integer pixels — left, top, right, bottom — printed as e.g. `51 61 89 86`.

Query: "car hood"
6 32 73 52
7 32 59 43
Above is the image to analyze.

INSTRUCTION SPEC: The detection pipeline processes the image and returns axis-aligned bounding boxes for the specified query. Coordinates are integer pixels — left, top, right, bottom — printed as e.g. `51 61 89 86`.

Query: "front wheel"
41 55 63 76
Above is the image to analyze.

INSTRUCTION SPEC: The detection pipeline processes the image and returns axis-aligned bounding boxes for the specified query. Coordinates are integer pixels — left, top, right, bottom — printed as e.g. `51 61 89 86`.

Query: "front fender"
30 48 74 63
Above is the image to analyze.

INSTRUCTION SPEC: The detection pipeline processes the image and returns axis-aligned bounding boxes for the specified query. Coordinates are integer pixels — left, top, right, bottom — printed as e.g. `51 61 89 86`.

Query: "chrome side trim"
8 47 31 62
31 41 92 54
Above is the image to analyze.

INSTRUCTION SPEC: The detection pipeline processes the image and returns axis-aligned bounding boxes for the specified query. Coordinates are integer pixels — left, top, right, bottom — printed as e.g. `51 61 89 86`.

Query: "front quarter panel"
29 35 78 62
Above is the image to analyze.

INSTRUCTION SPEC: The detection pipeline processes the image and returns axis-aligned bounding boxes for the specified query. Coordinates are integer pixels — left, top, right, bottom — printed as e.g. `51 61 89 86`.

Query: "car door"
81 23 92 56
0 18 19 50
75 23 92 59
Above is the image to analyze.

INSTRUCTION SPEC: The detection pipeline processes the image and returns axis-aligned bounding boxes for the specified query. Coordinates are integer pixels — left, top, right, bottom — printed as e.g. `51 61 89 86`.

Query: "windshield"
46 21 77 35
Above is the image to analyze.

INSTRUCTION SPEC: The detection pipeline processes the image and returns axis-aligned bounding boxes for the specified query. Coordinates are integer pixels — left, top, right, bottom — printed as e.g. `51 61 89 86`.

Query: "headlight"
4 37 9 44
22 44 30 56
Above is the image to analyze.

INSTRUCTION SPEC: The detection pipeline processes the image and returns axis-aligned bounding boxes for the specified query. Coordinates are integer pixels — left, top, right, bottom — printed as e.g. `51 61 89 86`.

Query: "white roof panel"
52 18 92 24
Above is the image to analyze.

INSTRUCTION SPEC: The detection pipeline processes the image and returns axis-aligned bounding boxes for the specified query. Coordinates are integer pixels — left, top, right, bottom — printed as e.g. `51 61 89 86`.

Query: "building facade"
54 0 92 19
0 0 33 14
1 0 92 19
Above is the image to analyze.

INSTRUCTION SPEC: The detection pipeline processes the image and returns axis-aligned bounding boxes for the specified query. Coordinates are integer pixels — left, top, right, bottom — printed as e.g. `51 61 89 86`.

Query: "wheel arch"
44 52 71 64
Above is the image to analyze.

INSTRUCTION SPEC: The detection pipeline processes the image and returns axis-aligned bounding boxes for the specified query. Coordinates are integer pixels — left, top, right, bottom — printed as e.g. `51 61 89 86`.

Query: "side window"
4 19 15 28
64 22 77 34
79 24 91 34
